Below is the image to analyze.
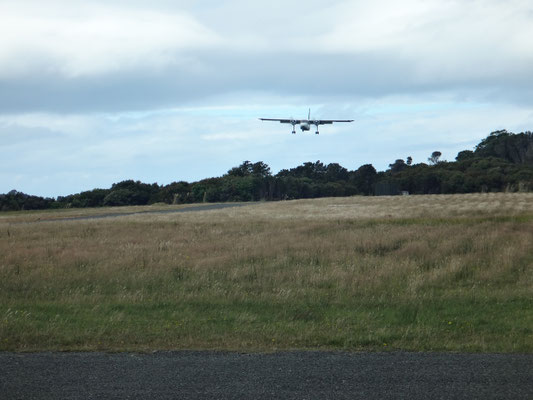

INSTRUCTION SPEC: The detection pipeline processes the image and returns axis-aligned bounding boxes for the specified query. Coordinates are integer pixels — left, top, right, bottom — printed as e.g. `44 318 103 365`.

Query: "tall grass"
1 193 532 352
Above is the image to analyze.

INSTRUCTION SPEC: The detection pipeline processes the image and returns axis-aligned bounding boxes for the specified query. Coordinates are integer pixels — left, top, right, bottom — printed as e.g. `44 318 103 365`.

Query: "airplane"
259 109 353 134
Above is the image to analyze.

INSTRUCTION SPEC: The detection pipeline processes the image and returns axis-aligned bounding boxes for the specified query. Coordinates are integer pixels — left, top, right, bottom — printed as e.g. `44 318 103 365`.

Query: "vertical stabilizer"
308 108 311 120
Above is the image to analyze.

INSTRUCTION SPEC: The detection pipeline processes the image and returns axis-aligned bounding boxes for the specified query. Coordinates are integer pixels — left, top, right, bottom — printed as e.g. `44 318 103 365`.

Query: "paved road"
1 351 531 399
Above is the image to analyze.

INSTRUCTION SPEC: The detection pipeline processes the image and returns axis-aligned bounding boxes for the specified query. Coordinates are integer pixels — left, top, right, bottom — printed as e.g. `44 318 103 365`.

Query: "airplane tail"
308 108 311 120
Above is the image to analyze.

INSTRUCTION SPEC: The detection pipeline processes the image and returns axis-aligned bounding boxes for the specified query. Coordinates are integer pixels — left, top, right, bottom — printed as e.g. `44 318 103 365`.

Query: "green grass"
1 194 532 352
3 295 530 352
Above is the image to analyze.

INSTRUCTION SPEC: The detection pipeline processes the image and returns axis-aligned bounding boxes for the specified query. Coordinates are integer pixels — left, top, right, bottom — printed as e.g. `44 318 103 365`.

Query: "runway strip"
1 351 531 399
28 203 249 223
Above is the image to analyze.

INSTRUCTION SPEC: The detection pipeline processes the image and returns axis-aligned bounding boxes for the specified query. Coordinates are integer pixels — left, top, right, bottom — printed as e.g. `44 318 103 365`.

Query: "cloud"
316 0 533 84
1 1 533 197
2 97 532 197
0 0 532 115
0 1 220 78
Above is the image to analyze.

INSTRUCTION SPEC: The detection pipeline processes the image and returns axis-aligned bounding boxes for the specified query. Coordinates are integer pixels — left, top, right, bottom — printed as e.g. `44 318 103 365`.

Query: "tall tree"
428 151 442 165
389 159 407 173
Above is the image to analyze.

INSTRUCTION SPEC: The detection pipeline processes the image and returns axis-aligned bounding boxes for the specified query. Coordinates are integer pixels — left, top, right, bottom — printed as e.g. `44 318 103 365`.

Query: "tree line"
2 130 533 212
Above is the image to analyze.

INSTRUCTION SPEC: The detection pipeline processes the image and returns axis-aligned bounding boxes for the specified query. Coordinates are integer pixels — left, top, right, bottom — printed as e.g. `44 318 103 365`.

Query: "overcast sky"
2 0 533 197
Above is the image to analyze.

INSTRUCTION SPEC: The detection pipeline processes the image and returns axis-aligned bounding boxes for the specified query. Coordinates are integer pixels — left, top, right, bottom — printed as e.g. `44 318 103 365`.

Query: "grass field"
1 193 532 352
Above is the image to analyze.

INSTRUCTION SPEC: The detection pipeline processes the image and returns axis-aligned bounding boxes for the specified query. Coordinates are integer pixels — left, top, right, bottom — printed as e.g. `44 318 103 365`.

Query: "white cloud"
2 0 533 114
0 1 220 78
316 0 533 80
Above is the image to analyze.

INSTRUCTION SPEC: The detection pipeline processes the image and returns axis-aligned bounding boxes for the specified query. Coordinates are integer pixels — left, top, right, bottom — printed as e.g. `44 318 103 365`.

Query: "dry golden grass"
172 192 533 221
1 193 532 352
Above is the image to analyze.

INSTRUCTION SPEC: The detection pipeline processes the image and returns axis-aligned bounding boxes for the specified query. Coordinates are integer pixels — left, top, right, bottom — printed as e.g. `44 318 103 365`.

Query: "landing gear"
292 130 296 134
315 131 319 135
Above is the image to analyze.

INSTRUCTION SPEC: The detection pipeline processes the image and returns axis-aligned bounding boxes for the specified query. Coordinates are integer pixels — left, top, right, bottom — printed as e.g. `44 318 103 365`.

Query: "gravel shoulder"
1 351 532 399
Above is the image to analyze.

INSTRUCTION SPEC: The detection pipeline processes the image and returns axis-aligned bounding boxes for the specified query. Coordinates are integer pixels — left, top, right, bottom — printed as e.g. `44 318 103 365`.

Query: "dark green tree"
388 159 407 173
456 150 475 162
351 164 377 195
428 151 442 165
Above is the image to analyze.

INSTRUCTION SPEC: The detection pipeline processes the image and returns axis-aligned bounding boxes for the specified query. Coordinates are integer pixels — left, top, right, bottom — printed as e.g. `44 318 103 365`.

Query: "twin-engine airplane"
259 109 353 134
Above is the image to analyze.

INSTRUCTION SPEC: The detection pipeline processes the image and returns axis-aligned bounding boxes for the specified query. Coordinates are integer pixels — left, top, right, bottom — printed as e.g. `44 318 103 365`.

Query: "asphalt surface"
29 203 249 223
1 351 532 399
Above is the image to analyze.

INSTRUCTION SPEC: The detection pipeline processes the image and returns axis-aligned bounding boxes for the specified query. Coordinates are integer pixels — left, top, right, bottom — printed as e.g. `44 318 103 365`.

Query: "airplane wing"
313 119 354 125
259 118 301 124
